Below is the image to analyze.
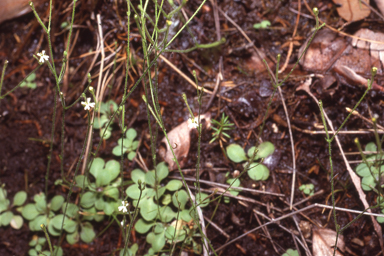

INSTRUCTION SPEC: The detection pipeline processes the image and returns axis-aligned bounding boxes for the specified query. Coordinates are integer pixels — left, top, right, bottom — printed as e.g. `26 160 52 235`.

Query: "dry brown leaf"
332 0 371 22
0 0 44 24
159 113 211 171
374 0 384 16
312 227 345 256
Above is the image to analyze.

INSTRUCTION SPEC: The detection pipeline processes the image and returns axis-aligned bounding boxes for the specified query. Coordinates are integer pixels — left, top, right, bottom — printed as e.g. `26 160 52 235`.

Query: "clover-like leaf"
158 206 176 222
226 144 247 163
135 218 155 234
13 191 27 206
75 175 90 189
146 231 166 252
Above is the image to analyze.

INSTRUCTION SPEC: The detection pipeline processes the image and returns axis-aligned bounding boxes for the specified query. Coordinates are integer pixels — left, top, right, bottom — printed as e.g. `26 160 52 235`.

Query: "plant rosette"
21 192 65 233
28 235 63 256
112 128 139 161
20 72 37 89
78 158 121 216
355 142 384 191
299 183 315 196
0 186 27 229
282 248 299 256
224 175 241 204
119 243 139 256
93 100 118 140
48 202 96 244
126 162 208 253
226 141 275 181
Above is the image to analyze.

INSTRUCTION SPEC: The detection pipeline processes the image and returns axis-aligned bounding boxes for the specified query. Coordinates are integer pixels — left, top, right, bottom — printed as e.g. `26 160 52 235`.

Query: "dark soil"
1 0 384 255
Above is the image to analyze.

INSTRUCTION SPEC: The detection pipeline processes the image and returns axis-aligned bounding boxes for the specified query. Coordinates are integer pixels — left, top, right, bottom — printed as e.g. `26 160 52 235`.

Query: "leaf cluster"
0 186 26 229
226 141 275 181
126 162 207 253
112 128 139 161
93 100 118 140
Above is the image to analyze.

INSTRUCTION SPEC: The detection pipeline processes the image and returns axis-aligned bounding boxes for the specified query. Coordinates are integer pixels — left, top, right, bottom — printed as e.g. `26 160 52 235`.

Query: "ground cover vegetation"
1 0 384 255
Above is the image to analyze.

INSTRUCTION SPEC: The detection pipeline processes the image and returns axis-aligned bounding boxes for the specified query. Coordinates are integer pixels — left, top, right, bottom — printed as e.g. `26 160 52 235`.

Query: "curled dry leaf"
159 113 211 171
299 28 384 91
0 0 44 24
312 227 345 256
332 0 370 22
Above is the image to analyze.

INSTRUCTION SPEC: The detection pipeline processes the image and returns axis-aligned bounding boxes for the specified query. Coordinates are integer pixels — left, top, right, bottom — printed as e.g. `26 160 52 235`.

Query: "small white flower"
121 220 124 227
37 50 49 63
81 97 95 111
188 118 198 129
118 201 129 213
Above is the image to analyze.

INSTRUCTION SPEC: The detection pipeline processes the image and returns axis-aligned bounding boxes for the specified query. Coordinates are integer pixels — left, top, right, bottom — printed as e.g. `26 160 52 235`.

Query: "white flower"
188 118 198 129
118 201 129 213
81 97 95 111
37 50 49 63
121 220 124 227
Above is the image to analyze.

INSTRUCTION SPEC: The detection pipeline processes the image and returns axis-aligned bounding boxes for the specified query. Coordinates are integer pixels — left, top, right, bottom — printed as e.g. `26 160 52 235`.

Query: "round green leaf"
126 184 142 200
131 169 146 184
28 249 38 256
0 199 9 213
126 128 137 141
75 175 89 189
166 180 182 191
172 189 188 210
140 197 158 221
0 188 7 201
226 144 247 163
161 194 172 205
361 175 376 191
89 158 105 180
247 163 270 181
356 163 371 177
156 162 169 183
135 218 155 234
80 192 96 208
104 186 119 200
47 219 61 236
128 151 136 161
180 209 192 222
95 197 105 210
22 203 39 220
154 186 166 201
80 222 96 243
365 142 377 152
66 231 79 245
195 193 210 208
104 201 118 215
112 142 125 156
145 171 156 187
100 126 112 140
50 195 64 212
51 214 66 230
62 203 79 218
255 141 275 159
29 215 47 231
13 191 27 206
1 211 13 226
